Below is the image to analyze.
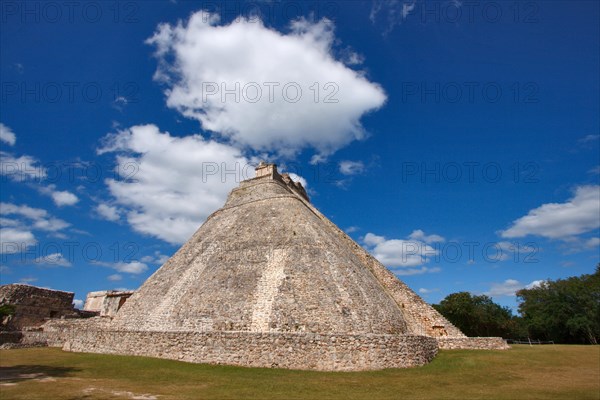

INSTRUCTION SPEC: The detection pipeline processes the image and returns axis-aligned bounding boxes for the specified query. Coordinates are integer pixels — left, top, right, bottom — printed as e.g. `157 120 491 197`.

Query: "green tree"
517 265 600 344
433 292 523 338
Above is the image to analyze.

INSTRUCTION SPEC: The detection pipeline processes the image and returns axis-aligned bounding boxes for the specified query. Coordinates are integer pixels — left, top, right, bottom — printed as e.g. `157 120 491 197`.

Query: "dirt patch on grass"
83 387 159 399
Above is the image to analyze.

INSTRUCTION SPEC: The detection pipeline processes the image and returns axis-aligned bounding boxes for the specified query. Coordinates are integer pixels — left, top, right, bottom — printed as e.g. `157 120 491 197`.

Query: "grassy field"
0 345 598 400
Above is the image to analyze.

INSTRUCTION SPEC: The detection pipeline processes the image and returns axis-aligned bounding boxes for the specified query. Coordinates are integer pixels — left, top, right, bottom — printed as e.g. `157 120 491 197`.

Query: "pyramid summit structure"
61 163 507 371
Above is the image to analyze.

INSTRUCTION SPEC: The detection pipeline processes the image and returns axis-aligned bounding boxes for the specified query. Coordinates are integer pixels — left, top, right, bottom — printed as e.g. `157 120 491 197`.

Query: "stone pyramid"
63 163 506 371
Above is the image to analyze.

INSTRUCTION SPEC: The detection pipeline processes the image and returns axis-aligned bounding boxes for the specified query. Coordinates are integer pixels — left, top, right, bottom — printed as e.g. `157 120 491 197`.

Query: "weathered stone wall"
63 330 438 371
0 284 78 330
437 337 509 350
84 290 133 317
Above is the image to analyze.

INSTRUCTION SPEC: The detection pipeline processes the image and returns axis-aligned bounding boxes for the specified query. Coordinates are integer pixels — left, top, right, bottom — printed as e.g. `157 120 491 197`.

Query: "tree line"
432 265 599 344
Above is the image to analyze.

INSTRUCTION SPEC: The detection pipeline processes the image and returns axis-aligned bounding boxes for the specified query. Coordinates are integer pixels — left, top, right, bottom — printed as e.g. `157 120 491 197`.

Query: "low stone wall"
63 330 438 371
437 337 509 350
0 331 22 346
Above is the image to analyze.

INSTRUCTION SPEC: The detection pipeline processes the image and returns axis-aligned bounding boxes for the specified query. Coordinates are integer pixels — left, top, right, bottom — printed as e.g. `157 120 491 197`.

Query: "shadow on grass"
0 365 80 383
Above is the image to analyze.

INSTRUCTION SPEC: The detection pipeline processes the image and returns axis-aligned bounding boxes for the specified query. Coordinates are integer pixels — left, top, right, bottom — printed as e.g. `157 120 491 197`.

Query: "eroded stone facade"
0 284 79 330
84 290 134 317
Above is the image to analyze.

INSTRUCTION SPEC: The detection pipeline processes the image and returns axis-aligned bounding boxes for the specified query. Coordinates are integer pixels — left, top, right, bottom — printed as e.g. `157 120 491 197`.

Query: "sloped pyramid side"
300 200 466 338
112 165 465 339
111 174 410 335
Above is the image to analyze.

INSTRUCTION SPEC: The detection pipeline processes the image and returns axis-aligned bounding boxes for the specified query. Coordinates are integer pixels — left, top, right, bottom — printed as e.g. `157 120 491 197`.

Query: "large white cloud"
363 230 444 274
501 185 600 239
146 11 386 157
98 124 251 245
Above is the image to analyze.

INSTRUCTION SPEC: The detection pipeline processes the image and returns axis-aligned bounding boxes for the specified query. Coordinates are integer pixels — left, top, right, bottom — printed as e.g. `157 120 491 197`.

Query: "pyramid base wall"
60 329 438 371
437 337 509 350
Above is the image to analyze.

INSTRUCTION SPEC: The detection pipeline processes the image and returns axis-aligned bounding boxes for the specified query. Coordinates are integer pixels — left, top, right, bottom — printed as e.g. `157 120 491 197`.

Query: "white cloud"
0 151 46 181
0 227 36 254
0 123 16 146
33 252 72 267
50 190 79 207
501 185 600 240
0 203 70 253
0 203 47 220
98 124 251 245
287 173 308 189
342 50 364 66
363 230 443 274
418 287 439 294
146 11 386 158
339 160 365 176
140 251 170 265
113 261 148 274
96 203 121 222
108 274 123 281
345 226 359 233
36 184 79 207
486 279 523 297
525 280 546 289
486 279 545 297
408 229 445 244
73 299 84 309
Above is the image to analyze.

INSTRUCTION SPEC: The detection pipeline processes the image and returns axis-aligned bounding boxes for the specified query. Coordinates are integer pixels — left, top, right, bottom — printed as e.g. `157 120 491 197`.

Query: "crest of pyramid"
62 163 507 370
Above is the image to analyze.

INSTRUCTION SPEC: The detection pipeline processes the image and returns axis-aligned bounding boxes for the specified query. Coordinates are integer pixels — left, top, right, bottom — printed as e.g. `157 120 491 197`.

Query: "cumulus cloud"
0 151 46 181
339 160 365 176
525 280 547 289
72 299 84 309
408 229 445 244
486 279 546 297
113 261 148 274
363 230 444 274
98 124 251 244
96 203 121 222
0 202 70 254
501 185 600 240
33 252 72 267
37 184 79 207
0 123 16 146
108 274 123 281
0 228 36 254
146 11 386 158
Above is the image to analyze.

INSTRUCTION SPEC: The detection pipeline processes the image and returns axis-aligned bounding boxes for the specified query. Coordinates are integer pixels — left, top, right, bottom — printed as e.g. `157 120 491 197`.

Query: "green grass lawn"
1 345 598 400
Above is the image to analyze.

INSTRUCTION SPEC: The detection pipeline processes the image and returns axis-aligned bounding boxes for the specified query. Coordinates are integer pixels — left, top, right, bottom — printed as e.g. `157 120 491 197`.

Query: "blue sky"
1 0 598 312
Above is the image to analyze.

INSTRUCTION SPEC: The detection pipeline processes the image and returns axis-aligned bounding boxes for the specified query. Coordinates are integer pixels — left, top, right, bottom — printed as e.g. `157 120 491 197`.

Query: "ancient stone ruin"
0 284 94 347
84 290 134 317
1 163 508 369
56 162 507 370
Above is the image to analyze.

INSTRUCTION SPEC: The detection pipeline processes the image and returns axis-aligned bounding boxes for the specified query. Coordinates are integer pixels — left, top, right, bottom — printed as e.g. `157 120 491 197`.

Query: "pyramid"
62 163 507 371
